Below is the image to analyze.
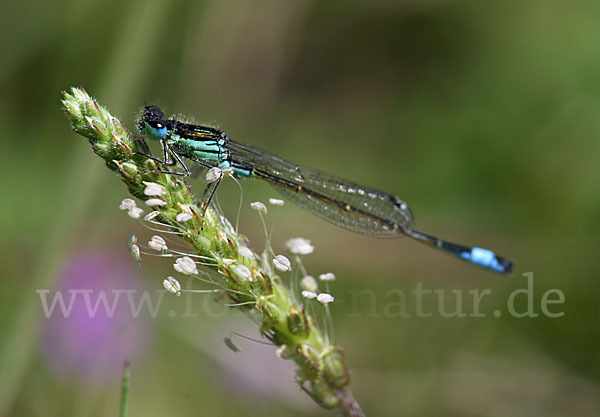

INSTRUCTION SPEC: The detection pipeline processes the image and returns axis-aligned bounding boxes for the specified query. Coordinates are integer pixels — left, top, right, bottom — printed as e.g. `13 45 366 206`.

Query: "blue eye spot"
145 122 167 141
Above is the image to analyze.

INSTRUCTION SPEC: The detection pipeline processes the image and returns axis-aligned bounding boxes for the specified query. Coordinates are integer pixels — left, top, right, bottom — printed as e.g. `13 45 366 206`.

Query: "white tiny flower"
127 207 144 219
145 198 167 207
273 254 291 271
285 238 314 255
317 293 335 304
127 235 141 263
238 247 254 259
300 276 318 292
144 211 160 221
163 276 181 296
301 290 317 299
232 264 252 281
129 244 141 264
269 198 284 206
221 167 233 176
319 272 336 281
176 212 193 222
119 198 136 211
143 182 167 196
250 201 267 214
205 167 222 184
221 258 236 265
148 235 168 251
174 256 198 275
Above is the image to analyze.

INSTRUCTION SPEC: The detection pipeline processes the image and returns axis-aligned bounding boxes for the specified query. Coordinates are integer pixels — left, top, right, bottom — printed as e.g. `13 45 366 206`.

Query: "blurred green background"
2 0 599 416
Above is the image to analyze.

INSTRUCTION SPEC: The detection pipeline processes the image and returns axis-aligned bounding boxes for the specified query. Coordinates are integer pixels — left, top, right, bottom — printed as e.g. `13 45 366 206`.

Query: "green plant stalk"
119 361 130 417
61 87 364 416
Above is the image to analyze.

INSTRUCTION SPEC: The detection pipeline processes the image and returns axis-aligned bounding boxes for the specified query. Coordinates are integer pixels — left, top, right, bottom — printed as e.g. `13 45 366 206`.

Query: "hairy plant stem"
62 87 364 416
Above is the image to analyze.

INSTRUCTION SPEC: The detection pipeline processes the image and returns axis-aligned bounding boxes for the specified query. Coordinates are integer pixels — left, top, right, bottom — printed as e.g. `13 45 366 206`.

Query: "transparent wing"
227 140 414 237
190 164 206 179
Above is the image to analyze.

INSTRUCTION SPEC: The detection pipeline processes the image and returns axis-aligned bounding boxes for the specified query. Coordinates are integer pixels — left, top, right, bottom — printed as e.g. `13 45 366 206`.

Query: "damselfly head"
139 106 167 140
139 105 164 130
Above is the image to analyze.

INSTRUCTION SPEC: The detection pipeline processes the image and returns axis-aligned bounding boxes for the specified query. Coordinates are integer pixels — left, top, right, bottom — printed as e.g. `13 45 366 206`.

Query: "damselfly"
138 106 513 274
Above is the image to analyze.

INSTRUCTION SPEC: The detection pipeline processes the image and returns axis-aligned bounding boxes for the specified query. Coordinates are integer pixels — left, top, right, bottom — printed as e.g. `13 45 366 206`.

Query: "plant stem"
119 361 130 417
336 387 366 417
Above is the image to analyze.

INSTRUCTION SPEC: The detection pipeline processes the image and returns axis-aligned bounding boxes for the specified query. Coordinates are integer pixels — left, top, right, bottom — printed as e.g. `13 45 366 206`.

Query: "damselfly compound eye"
144 105 164 121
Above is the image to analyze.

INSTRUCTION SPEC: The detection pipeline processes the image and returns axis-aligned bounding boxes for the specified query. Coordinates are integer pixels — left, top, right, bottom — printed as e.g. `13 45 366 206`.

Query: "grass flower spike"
61 87 364 416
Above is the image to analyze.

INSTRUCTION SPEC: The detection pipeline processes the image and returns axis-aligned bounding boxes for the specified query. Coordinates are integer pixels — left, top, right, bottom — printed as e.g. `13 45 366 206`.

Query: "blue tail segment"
402 227 513 274
460 247 512 273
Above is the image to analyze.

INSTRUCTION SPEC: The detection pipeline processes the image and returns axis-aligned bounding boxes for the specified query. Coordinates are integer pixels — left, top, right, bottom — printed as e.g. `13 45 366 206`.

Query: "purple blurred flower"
40 251 149 382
